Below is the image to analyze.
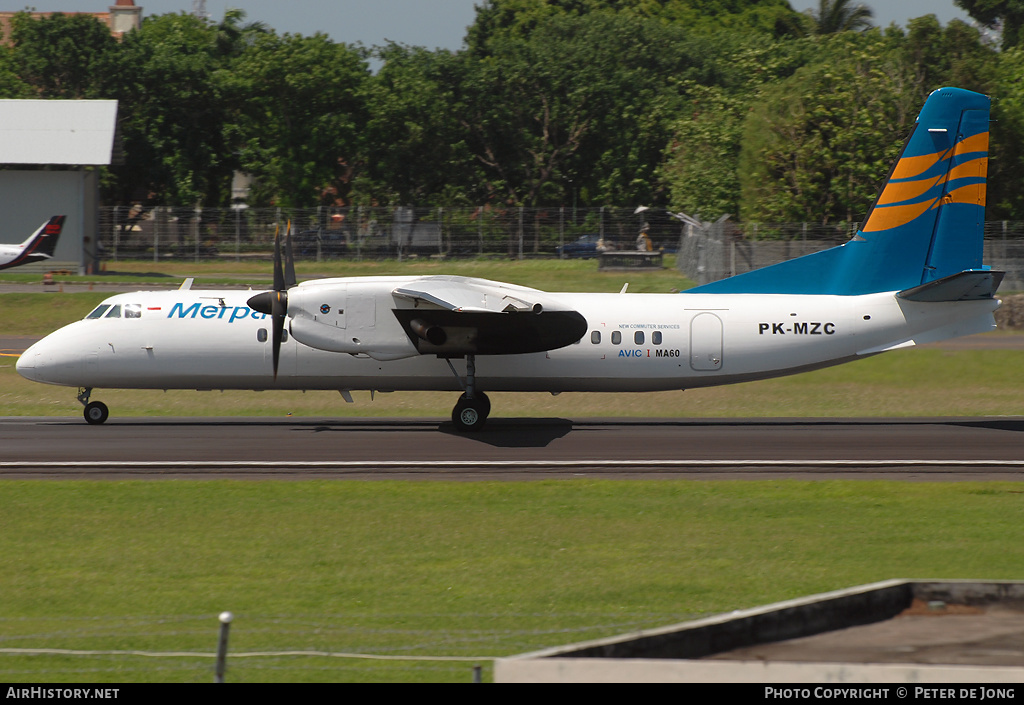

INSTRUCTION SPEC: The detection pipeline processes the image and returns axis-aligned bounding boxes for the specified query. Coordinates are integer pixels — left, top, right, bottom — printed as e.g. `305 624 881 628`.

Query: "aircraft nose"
16 340 44 381
17 336 79 384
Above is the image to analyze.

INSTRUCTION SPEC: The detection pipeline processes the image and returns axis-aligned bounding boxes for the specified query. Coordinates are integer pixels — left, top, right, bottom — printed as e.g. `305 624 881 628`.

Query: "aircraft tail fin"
686 87 992 297
1 216 65 270
15 215 65 255
31 216 65 258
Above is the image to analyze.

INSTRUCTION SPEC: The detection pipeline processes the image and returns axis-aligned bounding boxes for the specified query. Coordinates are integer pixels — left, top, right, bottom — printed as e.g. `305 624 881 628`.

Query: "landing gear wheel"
460 391 490 418
83 401 109 425
452 395 489 432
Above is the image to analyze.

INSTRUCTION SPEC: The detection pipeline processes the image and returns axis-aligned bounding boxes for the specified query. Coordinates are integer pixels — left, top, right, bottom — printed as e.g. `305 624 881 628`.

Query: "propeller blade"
272 224 285 293
271 289 286 381
284 220 297 289
256 222 292 381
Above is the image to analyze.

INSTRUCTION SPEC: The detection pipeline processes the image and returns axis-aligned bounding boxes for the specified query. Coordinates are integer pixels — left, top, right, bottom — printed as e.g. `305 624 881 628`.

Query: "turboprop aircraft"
0 216 65 271
17 88 1001 431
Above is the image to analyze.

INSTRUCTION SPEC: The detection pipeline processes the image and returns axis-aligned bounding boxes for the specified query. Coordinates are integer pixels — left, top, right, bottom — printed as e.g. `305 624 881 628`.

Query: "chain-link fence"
98 205 672 263
97 206 1024 290
676 218 1024 291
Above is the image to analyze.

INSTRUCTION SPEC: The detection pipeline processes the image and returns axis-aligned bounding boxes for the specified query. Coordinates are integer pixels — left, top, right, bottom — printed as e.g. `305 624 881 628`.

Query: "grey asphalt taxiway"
3 416 1024 480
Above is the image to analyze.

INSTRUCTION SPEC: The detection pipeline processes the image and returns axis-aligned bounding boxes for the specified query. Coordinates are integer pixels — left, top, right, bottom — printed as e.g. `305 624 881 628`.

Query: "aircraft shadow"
946 418 1024 434
439 418 574 448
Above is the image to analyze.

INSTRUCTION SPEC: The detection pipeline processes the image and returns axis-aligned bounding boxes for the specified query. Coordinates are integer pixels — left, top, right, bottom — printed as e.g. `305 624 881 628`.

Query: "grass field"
0 254 692 294
2 259 1024 683
1 480 1022 683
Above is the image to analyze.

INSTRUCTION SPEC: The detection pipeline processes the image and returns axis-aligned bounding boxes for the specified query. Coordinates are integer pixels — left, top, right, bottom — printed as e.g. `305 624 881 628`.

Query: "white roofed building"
0 99 119 274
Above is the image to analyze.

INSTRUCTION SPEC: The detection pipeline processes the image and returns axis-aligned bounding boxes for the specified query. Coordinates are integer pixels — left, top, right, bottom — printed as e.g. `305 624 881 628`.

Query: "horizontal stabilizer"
897 270 1003 302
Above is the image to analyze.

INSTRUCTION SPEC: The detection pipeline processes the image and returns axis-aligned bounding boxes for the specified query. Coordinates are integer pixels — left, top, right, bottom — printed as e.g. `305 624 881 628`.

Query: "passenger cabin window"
104 305 122 318
257 328 268 342
591 331 601 344
611 331 621 345
634 331 644 345
86 304 110 319
125 304 142 319
653 331 663 345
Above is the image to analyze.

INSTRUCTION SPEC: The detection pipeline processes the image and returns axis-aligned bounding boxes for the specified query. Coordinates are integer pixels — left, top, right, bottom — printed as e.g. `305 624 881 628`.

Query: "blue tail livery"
686 87 994 298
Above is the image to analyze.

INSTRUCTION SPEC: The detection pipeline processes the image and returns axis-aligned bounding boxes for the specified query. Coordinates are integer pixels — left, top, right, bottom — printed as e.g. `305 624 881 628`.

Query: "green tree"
804 0 873 34
466 0 805 54
0 43 32 98
900 15 995 101
954 0 1024 49
106 13 235 205
988 48 1024 218
659 83 745 220
457 12 721 207
659 36 819 220
360 44 478 206
226 32 369 207
735 19 999 226
738 32 916 224
8 11 117 98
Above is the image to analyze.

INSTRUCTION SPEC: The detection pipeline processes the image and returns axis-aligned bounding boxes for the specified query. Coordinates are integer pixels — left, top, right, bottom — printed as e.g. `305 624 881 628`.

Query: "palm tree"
807 0 875 34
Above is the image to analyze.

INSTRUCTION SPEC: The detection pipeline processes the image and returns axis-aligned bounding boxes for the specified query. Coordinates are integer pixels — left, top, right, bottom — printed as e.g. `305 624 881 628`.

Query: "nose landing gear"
78 387 109 425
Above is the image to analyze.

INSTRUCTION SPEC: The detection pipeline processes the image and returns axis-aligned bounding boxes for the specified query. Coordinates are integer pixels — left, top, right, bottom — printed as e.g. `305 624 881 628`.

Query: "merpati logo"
320 304 331 314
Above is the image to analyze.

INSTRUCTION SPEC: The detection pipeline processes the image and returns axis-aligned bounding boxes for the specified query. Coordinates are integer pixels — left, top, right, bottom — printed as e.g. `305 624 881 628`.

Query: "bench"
598 250 663 270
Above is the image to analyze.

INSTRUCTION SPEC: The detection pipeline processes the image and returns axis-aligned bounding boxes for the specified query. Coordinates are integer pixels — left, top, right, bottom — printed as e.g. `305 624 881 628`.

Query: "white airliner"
0 216 65 270
18 88 1001 431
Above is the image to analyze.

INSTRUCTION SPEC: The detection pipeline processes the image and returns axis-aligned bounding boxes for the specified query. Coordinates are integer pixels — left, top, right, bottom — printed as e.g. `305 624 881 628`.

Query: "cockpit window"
104 305 122 319
125 304 142 319
86 304 111 319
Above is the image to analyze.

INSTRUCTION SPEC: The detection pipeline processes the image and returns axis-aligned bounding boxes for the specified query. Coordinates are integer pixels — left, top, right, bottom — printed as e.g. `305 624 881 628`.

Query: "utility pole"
192 0 209 20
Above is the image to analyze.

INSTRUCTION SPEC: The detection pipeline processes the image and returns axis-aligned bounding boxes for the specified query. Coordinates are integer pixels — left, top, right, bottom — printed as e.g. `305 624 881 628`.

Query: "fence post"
518 206 524 260
439 206 445 257
193 206 201 263
559 206 565 259
234 206 241 263
214 611 232 683
112 205 119 262
153 206 160 264
315 206 322 263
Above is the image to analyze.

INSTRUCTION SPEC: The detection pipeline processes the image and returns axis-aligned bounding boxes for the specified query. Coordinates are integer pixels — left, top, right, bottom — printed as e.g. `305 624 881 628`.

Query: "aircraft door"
690 312 722 371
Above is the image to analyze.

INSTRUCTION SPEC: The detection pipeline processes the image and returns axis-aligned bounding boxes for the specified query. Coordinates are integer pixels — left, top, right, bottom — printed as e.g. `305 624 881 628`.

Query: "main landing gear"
446 355 490 432
78 387 109 425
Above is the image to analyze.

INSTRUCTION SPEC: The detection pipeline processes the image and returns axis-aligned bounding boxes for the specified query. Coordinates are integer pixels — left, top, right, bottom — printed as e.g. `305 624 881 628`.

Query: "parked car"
557 233 602 259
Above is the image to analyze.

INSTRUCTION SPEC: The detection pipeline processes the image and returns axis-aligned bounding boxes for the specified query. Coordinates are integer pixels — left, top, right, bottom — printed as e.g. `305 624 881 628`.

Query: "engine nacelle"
289 315 419 360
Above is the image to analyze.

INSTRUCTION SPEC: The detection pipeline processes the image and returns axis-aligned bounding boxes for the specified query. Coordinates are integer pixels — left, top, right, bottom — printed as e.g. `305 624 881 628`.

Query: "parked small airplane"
0 216 65 271
18 88 1000 431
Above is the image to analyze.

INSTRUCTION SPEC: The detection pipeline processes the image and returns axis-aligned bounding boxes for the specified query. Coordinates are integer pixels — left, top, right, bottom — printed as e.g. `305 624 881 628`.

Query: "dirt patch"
996 294 1024 329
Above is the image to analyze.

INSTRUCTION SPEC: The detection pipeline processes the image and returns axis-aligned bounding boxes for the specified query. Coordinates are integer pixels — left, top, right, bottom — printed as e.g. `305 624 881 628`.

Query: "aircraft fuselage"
17 281 998 395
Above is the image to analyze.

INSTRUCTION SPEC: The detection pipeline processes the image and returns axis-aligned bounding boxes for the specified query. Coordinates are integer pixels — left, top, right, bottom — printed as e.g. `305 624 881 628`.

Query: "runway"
3 416 1024 480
